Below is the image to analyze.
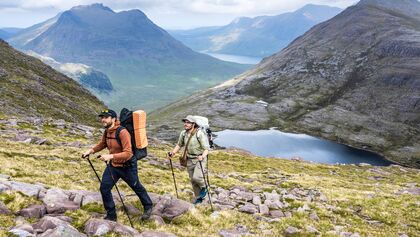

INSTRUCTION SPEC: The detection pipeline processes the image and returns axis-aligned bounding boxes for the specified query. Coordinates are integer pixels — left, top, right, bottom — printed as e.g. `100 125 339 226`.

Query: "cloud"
0 0 358 28
1 0 357 13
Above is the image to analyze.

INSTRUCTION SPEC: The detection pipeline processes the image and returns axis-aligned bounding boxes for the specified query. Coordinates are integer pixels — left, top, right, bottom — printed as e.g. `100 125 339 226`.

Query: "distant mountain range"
149 0 420 168
8 4 250 111
169 4 342 58
0 40 104 125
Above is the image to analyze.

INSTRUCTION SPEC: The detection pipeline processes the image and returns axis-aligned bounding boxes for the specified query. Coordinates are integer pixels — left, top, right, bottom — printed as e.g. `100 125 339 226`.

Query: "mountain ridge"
149 0 420 167
169 4 342 57
8 4 250 111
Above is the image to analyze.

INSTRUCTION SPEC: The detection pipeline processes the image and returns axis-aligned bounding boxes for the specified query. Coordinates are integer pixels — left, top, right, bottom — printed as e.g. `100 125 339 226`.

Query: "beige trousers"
186 156 207 197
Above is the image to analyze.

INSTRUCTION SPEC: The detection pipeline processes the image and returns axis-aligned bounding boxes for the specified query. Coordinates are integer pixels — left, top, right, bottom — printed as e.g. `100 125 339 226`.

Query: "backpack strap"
195 130 202 148
182 128 197 158
115 126 125 147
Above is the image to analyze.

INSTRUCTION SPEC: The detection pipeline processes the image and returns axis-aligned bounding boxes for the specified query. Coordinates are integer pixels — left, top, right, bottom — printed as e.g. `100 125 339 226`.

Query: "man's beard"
103 122 113 129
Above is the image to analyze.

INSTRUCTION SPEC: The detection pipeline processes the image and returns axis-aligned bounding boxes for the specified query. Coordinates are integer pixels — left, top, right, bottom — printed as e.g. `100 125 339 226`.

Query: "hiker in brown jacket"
82 109 153 221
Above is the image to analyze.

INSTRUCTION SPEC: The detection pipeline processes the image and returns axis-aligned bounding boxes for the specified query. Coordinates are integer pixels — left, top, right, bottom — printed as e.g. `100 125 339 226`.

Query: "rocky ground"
0 116 419 236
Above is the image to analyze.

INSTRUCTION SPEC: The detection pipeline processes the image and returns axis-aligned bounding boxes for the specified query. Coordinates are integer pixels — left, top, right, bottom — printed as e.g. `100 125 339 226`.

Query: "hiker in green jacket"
168 115 210 204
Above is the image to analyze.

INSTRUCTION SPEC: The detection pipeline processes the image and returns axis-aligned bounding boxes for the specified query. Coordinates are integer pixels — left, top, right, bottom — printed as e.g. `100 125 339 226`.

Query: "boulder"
9 224 34 237
38 225 86 237
219 224 250 237
264 190 280 203
84 218 113 236
125 204 141 215
252 195 262 205
149 192 163 204
42 188 69 204
18 204 47 218
238 203 258 214
42 188 79 214
45 200 79 214
8 229 34 237
152 195 193 221
214 204 236 211
51 215 73 223
269 210 285 218
68 190 102 206
0 180 45 197
113 223 141 236
237 191 254 201
84 218 141 236
12 224 34 233
258 204 270 216
306 225 319 233
32 216 72 233
0 201 11 214
150 215 166 226
264 199 286 210
397 188 420 195
284 226 300 236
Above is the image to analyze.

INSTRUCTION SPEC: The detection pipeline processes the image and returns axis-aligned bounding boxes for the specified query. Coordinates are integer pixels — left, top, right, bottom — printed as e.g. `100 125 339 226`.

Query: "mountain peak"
118 9 148 18
231 17 252 25
298 3 339 11
70 3 114 13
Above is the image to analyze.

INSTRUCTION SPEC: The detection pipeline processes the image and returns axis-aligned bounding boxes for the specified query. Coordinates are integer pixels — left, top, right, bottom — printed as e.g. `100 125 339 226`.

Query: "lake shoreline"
214 129 394 166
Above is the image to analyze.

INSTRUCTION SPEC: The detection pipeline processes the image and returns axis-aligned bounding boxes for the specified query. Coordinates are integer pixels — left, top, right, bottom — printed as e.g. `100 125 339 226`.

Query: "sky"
0 0 359 29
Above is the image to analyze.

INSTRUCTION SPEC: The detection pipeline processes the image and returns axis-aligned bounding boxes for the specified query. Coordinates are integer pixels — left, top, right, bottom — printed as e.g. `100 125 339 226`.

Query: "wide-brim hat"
182 115 196 123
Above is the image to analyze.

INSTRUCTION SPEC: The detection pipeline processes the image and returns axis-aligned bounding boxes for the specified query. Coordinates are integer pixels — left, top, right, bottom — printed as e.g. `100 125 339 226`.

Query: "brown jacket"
92 121 133 167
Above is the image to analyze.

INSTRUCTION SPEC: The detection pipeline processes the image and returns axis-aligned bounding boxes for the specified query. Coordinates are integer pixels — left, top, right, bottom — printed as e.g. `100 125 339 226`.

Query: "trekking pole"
99 156 134 228
168 153 179 198
206 154 210 187
198 160 213 211
83 154 102 183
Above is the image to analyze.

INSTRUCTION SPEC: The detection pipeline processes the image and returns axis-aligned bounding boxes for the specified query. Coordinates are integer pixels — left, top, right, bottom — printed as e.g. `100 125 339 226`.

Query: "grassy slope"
0 40 105 125
97 57 250 111
0 117 419 237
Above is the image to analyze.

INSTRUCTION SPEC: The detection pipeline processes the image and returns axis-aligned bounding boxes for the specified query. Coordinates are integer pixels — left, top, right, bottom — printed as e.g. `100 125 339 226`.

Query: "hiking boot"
198 187 208 199
141 208 153 220
193 197 203 205
104 214 117 222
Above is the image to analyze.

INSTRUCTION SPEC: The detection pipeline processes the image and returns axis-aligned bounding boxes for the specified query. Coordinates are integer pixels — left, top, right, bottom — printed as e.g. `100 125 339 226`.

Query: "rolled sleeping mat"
133 110 148 149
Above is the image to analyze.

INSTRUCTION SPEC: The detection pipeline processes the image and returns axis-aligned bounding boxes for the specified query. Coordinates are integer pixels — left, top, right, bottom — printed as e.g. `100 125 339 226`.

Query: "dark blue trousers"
99 162 153 218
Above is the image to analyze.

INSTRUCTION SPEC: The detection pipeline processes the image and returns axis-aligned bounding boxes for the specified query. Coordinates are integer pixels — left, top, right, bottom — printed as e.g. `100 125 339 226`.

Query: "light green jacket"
177 129 210 157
